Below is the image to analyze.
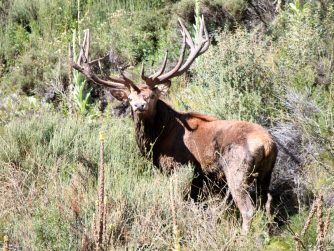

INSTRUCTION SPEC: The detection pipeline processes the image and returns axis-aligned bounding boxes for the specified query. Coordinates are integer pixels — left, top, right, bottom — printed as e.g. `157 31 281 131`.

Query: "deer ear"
109 89 129 101
155 80 171 96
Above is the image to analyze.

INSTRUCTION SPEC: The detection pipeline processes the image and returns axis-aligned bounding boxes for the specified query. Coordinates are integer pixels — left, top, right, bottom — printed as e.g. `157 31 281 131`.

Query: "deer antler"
69 29 140 92
141 15 209 87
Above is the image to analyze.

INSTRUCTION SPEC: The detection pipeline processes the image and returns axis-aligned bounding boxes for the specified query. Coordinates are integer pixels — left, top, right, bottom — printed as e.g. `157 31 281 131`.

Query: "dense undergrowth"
0 0 334 250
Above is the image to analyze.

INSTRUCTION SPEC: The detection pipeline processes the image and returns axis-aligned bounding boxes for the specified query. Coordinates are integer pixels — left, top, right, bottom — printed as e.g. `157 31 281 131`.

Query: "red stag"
69 16 277 233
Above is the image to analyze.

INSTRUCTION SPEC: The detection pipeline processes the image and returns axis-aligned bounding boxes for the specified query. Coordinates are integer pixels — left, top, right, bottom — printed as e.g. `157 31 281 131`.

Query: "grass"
1 0 334 250
0 112 267 250
0 105 333 250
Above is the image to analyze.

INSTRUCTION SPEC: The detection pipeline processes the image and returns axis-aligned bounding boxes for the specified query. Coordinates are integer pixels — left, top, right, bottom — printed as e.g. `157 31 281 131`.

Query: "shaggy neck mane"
133 99 218 158
133 99 179 155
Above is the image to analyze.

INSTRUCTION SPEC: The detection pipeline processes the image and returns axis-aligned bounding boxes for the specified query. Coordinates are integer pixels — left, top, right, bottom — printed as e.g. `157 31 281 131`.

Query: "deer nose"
134 103 146 111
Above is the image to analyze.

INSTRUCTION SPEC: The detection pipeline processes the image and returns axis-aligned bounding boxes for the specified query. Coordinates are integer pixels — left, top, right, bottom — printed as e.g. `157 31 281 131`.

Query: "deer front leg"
189 171 205 201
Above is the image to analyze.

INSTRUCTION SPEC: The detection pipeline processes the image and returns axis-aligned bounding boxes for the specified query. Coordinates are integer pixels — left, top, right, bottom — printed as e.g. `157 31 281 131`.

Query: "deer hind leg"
220 151 255 234
256 148 277 207
256 169 272 207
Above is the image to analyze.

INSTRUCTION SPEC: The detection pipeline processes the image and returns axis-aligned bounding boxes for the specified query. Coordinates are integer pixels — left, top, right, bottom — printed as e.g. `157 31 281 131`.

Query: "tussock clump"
268 89 327 223
269 123 313 220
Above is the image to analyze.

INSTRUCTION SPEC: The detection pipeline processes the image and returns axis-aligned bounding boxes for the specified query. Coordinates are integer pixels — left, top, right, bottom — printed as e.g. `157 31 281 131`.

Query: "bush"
176 29 280 123
103 10 171 65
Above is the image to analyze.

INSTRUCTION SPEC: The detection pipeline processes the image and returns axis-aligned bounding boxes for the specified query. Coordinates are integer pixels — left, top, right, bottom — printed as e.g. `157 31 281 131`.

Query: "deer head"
69 16 209 118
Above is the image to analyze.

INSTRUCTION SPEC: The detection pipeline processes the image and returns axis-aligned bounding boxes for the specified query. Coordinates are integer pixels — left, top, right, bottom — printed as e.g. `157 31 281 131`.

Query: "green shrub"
176 29 281 123
0 22 30 66
105 10 171 65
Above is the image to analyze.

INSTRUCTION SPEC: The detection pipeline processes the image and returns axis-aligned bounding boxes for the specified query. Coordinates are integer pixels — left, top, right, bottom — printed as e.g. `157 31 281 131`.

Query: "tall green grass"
0 113 287 249
1 112 332 250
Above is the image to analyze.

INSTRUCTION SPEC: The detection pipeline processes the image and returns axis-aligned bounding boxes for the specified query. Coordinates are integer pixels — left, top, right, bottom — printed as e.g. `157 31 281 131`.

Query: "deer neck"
133 99 178 156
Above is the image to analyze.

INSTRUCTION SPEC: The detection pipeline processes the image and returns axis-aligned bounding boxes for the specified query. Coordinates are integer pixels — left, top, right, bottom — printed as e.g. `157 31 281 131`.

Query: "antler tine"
69 42 74 63
178 19 194 49
77 30 88 65
69 29 136 90
199 16 205 42
120 70 140 92
85 29 90 62
80 43 89 64
199 15 209 53
141 17 210 87
89 54 110 65
176 16 209 74
141 62 145 78
155 28 187 82
69 43 84 73
141 63 150 83
150 50 169 79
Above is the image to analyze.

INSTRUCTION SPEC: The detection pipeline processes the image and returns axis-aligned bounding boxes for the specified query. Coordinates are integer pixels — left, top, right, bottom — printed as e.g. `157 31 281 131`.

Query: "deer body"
134 97 275 172
133 94 277 234
70 17 277 233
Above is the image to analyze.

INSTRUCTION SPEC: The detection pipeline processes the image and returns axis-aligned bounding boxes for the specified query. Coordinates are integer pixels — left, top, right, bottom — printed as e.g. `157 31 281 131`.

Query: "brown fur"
131 93 277 233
